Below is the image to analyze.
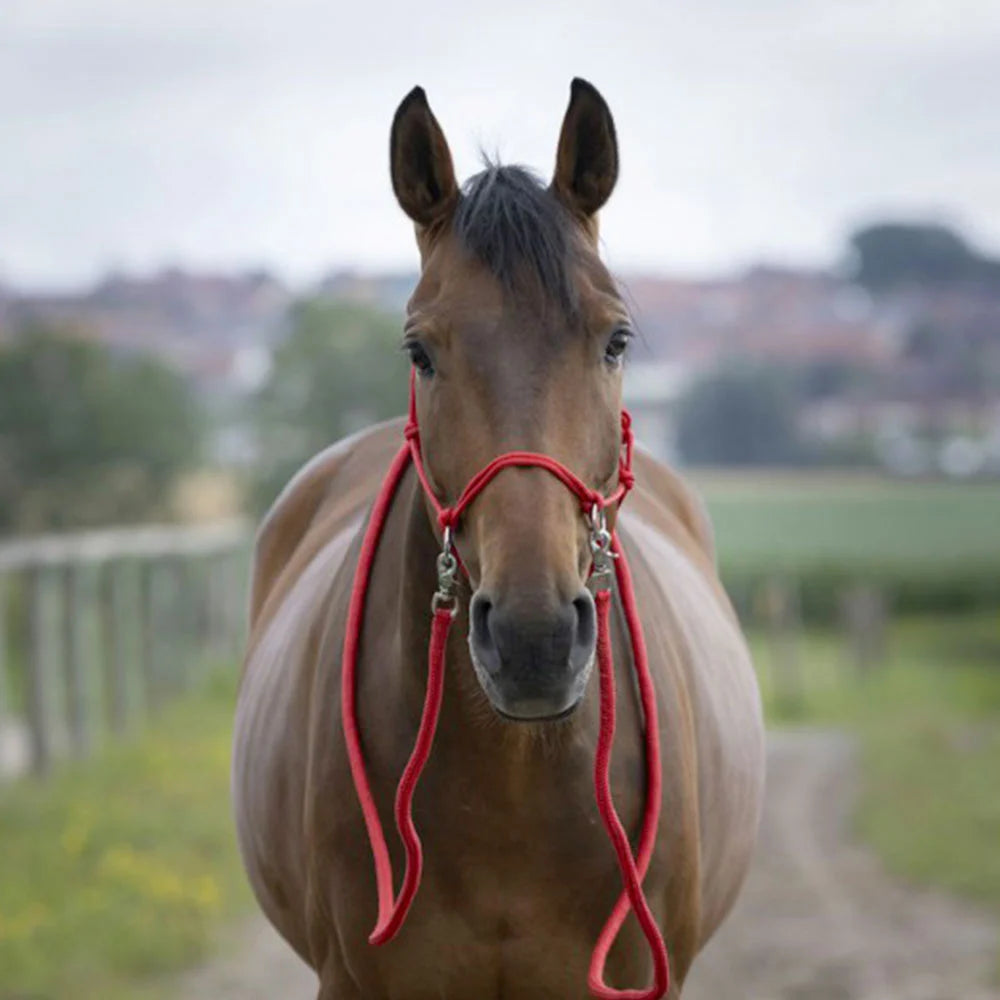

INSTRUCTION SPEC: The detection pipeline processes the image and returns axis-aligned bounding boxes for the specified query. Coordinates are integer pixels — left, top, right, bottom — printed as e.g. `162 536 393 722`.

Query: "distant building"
624 266 898 369
3 259 998 476
624 361 693 463
316 270 416 314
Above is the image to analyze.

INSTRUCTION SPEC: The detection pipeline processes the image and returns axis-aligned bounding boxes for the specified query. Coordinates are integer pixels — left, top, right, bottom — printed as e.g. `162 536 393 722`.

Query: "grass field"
692 471 1000 617
0 670 250 1000
751 611 1000 930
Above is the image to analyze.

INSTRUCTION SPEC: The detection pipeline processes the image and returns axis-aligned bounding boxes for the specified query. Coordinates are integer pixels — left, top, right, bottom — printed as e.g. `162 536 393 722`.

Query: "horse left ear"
551 78 619 223
390 86 459 233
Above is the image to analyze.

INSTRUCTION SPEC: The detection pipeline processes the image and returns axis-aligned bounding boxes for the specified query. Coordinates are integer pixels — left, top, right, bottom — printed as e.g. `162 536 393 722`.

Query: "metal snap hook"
588 504 617 590
432 526 459 616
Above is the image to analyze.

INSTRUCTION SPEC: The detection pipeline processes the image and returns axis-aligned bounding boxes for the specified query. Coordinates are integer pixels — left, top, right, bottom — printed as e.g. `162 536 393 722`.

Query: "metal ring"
436 549 458 580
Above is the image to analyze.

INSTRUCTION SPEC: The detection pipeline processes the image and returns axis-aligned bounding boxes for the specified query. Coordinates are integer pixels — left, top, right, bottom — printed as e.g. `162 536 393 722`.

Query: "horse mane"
453 161 579 314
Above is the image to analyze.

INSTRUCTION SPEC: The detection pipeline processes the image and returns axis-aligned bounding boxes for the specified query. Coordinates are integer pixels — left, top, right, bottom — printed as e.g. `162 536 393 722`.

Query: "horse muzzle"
467 588 597 721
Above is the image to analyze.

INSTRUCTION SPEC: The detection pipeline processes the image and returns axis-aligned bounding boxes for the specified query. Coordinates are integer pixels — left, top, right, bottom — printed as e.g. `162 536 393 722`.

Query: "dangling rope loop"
340 371 670 998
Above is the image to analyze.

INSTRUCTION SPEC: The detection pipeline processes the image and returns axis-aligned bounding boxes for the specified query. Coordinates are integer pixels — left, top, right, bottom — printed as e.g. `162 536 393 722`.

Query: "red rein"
340 373 670 999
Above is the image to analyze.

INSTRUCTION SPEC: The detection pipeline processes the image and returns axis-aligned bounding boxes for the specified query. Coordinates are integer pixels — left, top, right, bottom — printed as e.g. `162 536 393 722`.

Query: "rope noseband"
340 371 670 999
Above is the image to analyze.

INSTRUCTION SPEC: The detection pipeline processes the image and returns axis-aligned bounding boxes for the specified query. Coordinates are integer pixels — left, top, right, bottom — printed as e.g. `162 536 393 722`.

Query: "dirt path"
684 730 999 1000
172 730 999 999
171 910 316 999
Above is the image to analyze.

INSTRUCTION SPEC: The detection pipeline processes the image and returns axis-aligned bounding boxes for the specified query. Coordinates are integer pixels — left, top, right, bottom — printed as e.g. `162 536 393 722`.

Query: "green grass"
693 472 1000 618
752 611 1000 922
0 670 250 1000
698 473 1000 570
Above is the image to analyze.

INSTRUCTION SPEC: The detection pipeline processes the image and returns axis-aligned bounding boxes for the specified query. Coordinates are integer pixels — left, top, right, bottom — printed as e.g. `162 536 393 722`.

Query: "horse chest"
321 738 660 999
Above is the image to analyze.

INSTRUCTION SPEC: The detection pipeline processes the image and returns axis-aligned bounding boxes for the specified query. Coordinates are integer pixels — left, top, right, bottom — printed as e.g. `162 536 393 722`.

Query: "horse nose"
468 589 597 721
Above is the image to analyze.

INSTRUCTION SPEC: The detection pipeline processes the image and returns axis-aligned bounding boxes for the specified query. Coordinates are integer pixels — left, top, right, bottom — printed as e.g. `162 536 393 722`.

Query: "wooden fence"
0 521 252 780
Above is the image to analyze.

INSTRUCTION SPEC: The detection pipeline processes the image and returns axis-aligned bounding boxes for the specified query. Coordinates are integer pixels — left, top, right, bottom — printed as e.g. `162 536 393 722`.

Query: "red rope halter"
340 371 670 999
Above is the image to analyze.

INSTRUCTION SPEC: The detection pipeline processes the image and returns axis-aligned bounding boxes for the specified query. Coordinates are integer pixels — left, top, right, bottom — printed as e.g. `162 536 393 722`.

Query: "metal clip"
431 526 459 616
588 504 617 591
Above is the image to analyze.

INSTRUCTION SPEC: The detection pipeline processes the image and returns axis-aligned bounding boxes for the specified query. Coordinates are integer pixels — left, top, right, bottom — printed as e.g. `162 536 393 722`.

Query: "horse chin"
467 642 593 724
494 700 581 723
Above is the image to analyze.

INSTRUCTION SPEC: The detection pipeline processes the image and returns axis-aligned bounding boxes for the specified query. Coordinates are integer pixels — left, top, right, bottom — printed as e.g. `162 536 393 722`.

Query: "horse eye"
604 328 632 367
404 340 435 377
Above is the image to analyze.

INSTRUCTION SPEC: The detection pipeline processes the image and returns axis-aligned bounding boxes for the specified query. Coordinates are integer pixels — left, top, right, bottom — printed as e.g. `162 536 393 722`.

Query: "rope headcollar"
340 370 670 999
403 370 636 537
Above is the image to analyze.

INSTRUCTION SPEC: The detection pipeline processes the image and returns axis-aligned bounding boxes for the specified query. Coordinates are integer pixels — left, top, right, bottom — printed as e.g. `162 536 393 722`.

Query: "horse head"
390 79 632 722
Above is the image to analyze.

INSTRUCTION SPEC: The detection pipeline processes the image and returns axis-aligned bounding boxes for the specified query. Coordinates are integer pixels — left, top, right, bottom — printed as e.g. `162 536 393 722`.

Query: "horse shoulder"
249 419 406 630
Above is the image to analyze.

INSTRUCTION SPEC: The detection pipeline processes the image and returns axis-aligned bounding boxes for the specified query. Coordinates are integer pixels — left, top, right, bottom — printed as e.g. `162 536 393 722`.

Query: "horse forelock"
453 161 582 317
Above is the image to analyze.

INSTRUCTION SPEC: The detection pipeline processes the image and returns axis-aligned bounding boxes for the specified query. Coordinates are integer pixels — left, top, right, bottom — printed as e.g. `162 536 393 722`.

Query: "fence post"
206 551 241 662
170 559 186 693
25 567 53 775
141 560 161 712
103 561 129 734
205 557 222 660
841 584 888 677
173 556 194 692
758 576 804 718
62 562 90 757
0 573 8 723
192 555 211 656
226 548 246 659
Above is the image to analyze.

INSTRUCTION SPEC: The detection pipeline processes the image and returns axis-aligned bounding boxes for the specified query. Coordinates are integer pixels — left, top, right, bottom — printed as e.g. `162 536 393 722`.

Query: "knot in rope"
437 508 458 531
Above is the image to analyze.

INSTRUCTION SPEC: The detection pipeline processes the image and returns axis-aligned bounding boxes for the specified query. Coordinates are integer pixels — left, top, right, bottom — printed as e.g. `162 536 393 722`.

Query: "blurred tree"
0 326 204 533
848 222 1000 291
794 359 870 401
904 321 952 364
251 299 408 511
676 364 801 466
903 321 999 397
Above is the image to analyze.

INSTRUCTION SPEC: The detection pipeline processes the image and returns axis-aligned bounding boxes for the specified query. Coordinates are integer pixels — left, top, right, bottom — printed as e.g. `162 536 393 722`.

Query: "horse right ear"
551 78 619 225
390 87 459 232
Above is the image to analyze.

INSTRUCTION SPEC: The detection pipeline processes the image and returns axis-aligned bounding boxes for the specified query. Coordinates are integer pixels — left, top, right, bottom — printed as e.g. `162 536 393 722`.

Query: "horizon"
7 215 1000 299
0 254 842 298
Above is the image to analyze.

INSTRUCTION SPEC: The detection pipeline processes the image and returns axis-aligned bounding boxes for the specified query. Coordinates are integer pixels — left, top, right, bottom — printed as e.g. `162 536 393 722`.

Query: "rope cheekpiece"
340 371 670 999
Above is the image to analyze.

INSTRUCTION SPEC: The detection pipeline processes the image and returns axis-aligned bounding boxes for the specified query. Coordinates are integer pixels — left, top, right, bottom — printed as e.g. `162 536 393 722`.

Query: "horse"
233 78 765 999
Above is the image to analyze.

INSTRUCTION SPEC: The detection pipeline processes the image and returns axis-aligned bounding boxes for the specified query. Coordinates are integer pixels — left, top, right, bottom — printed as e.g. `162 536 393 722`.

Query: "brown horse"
233 79 764 999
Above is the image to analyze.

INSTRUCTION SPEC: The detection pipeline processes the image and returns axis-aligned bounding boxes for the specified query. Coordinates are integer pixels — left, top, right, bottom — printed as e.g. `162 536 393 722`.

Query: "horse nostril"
469 592 501 676
573 592 596 650
570 590 597 669
471 592 493 641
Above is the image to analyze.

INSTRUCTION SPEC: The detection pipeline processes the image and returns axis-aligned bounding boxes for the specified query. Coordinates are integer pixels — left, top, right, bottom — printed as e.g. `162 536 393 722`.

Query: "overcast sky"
3 0 999 290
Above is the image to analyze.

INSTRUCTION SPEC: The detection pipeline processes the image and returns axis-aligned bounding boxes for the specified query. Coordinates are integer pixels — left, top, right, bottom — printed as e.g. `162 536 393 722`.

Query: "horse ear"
551 78 619 221
390 86 459 230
